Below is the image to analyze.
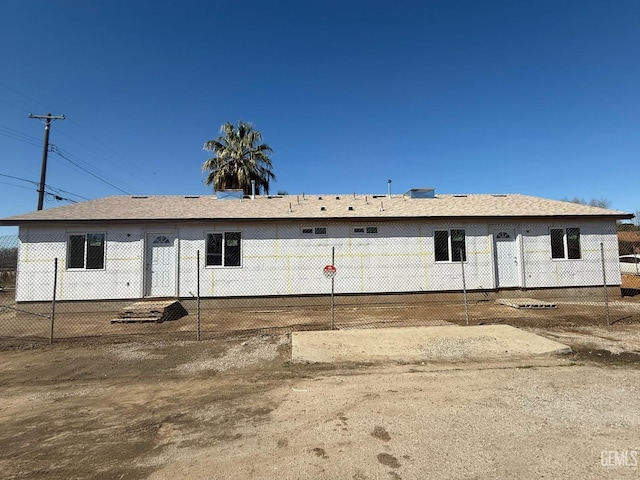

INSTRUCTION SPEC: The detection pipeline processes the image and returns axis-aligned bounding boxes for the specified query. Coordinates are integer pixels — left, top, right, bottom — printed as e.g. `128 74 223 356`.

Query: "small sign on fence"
323 264 337 279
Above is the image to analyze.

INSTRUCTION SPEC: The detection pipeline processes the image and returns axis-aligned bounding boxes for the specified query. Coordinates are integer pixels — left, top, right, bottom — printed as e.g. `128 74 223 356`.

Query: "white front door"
145 233 176 297
493 229 520 288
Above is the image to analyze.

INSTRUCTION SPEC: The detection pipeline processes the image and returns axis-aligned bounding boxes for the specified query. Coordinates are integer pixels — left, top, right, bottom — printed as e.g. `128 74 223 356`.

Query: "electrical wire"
0 125 42 148
0 173 86 203
45 185 90 202
0 173 39 185
51 127 153 192
50 144 136 192
0 181 77 204
0 81 57 113
1 82 147 190
50 147 131 195
0 180 35 191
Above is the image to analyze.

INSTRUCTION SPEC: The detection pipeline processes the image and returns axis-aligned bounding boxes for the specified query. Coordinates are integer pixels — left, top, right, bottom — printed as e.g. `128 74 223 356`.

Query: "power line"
44 192 78 204
45 185 90 202
1 81 148 178
0 173 79 203
0 81 58 113
50 144 137 192
1 83 143 200
0 96 26 113
0 173 39 184
0 173 88 202
52 123 154 191
50 147 131 195
0 180 35 192
66 117 123 157
1 82 155 193
0 125 42 148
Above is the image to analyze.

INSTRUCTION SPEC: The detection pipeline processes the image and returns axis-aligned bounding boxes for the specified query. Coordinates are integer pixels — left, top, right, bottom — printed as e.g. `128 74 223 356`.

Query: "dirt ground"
2 282 640 341
0 323 639 479
1 279 640 479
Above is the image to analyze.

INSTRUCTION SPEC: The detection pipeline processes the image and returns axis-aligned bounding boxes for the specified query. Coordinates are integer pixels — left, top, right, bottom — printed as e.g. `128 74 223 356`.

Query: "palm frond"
202 121 275 194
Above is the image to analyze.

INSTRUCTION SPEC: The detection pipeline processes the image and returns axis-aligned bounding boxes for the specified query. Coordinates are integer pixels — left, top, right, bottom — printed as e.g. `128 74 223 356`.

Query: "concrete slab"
291 325 572 363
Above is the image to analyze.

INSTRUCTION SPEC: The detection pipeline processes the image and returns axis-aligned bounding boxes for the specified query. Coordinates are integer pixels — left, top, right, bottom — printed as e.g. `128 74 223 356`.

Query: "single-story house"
0 189 633 302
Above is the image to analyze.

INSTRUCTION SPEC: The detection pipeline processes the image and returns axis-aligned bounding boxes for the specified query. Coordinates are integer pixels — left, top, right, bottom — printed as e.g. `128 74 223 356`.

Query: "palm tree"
202 121 275 195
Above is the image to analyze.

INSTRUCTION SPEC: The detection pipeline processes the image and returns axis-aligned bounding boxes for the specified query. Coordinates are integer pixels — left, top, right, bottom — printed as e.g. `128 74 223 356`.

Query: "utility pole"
29 113 65 210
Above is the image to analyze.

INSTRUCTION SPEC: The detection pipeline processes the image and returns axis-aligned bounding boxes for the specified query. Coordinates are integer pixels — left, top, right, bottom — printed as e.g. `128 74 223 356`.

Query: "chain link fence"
1 227 639 344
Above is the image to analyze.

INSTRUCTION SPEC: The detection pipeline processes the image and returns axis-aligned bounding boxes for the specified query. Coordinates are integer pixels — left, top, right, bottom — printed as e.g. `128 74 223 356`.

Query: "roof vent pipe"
251 180 256 199
387 179 392 198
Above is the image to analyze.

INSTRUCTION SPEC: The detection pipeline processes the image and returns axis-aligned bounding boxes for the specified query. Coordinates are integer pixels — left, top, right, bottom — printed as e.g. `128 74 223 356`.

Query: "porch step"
111 300 188 324
496 298 557 310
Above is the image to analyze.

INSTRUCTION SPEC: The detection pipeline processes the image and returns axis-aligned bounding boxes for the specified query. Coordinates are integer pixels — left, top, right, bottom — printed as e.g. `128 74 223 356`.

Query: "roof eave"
0 212 632 226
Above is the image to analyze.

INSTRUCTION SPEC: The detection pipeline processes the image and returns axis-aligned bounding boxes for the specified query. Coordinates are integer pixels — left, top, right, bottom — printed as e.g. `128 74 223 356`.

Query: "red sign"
323 264 337 278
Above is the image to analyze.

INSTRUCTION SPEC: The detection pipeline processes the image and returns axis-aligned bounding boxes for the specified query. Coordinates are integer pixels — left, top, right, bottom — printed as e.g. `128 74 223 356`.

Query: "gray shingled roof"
0 193 632 225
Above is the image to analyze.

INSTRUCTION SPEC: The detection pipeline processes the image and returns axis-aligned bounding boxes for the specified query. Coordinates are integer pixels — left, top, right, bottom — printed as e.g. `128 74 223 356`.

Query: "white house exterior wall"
518 220 620 289
15 219 621 302
16 226 146 302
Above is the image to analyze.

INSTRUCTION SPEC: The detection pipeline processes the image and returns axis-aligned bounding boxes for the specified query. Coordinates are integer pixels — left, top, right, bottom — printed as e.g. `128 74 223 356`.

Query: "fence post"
197 250 201 341
460 249 469 326
600 242 610 326
49 258 58 344
331 246 335 330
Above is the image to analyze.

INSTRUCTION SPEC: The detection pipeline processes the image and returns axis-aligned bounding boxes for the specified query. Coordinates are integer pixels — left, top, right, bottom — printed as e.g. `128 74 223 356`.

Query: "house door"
493 229 520 288
145 233 177 297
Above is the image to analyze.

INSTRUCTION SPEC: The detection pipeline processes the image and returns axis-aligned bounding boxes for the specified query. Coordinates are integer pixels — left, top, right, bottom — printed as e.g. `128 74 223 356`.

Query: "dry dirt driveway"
0 331 639 480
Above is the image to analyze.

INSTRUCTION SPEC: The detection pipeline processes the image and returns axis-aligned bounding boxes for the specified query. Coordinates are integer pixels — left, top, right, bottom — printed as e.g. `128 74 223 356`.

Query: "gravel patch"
176 334 288 374
107 343 167 361
418 336 497 358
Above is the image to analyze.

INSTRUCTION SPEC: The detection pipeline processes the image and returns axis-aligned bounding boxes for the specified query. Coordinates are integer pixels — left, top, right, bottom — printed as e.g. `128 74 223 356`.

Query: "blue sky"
1 0 638 236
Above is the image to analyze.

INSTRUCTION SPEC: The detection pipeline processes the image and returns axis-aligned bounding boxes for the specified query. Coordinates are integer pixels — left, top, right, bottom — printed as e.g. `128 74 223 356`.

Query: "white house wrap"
0 191 631 302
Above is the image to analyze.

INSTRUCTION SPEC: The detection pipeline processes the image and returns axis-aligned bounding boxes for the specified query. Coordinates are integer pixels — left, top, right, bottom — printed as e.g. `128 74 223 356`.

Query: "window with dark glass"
434 229 466 262
550 228 581 260
67 233 105 269
206 233 223 266
566 228 581 259
550 229 565 259
224 232 241 267
451 229 466 262
206 232 241 267
434 230 450 261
